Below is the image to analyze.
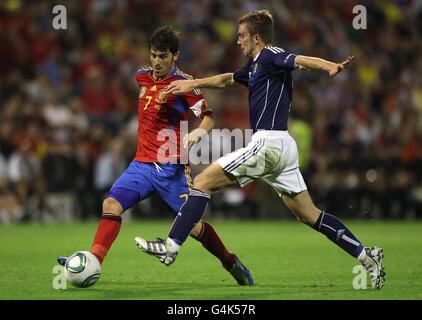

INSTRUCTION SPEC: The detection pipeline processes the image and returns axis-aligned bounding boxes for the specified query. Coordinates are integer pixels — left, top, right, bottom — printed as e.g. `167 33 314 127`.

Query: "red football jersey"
134 66 212 163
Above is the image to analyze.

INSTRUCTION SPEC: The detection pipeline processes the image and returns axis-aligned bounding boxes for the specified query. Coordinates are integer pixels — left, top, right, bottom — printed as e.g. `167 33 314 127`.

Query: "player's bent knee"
102 197 124 215
192 164 226 194
295 207 320 226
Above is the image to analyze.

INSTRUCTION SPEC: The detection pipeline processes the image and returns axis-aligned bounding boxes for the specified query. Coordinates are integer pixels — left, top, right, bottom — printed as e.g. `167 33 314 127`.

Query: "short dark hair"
237 10 274 45
148 26 179 54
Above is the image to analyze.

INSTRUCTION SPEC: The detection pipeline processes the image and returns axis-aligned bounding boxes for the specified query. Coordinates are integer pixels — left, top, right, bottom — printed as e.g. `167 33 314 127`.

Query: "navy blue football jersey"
233 46 297 132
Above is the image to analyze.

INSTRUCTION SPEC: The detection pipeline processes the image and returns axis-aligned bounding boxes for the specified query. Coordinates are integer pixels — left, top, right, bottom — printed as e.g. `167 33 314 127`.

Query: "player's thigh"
216 137 285 192
194 162 238 194
105 161 154 214
264 170 320 225
154 164 192 213
264 166 307 197
262 136 320 225
103 188 142 215
281 191 321 226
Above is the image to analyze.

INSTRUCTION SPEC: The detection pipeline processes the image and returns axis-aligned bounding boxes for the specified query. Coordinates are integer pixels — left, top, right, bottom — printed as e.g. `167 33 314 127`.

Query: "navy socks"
168 193 364 259
313 211 364 257
168 189 211 245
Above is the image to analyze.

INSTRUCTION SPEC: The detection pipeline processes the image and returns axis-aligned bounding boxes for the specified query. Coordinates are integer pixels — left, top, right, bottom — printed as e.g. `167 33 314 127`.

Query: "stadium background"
1 0 422 224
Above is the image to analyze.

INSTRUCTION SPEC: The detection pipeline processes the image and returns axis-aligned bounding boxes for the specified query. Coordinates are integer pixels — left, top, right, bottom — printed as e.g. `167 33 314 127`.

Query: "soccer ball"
64 251 101 288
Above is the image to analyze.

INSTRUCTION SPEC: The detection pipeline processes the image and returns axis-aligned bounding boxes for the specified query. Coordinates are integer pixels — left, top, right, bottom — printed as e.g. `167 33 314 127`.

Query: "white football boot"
358 246 385 289
134 237 179 266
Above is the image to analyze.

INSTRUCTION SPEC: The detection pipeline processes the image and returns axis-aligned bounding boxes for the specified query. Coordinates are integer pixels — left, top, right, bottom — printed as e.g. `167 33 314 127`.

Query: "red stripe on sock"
90 214 122 264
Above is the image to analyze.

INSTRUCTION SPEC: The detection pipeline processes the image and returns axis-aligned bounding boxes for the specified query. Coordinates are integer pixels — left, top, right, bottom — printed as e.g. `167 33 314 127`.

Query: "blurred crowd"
1 0 421 223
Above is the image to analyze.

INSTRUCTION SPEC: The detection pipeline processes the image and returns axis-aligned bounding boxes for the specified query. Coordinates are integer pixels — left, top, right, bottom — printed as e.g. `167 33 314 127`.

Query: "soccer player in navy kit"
136 11 385 289
57 26 253 286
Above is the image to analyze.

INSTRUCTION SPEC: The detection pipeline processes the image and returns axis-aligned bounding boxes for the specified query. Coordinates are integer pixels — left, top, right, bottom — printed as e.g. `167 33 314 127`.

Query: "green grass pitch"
0 220 421 300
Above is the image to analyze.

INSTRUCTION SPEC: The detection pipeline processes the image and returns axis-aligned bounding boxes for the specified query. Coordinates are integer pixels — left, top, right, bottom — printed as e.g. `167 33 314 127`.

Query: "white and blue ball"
64 251 101 288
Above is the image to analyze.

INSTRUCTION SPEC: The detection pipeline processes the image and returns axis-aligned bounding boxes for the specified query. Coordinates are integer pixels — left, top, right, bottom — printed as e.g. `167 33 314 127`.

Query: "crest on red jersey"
139 86 147 98
155 89 168 104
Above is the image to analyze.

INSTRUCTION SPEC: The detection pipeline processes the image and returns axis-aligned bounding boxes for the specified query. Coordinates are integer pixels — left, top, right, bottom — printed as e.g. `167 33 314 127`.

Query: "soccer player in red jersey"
57 26 253 286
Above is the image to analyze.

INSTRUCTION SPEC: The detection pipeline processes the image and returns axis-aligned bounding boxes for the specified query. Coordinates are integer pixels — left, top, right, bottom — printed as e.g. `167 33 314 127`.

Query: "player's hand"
329 55 354 77
183 129 205 149
165 80 196 95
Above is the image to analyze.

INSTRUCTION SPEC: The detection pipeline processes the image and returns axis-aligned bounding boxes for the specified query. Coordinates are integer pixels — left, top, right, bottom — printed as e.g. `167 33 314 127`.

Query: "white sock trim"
357 247 367 263
166 238 181 253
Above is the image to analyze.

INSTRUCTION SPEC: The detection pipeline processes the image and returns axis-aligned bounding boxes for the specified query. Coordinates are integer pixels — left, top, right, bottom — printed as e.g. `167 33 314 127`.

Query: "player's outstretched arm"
166 73 235 95
295 55 354 77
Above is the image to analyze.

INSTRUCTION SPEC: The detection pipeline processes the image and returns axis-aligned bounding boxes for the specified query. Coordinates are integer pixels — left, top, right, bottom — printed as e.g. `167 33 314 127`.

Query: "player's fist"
166 80 196 95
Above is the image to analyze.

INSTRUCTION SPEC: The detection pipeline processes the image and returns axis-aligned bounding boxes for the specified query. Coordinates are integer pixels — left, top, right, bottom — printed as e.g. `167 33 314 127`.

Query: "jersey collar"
253 51 261 62
169 65 179 77
253 47 265 62
150 65 178 82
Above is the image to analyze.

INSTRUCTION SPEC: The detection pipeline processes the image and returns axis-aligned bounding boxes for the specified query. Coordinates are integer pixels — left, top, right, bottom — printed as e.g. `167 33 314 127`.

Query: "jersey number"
144 96 153 110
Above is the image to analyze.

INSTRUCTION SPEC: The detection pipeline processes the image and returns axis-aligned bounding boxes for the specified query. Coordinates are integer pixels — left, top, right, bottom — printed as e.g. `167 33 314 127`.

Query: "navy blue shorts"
107 161 192 213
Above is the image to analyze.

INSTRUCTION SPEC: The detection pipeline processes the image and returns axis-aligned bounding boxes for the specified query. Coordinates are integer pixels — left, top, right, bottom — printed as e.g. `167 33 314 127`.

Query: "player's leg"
263 133 365 257
140 163 236 267
83 161 153 264
189 219 254 285
267 165 367 256
281 191 385 288
185 166 253 284
166 162 237 248
135 162 254 284
58 188 140 266
135 162 237 265
137 163 234 253
282 191 365 257
189 220 235 270
266 134 385 288
89 190 139 264
142 163 252 284
175 166 237 270
136 137 273 265
266 151 385 288
57 190 138 267
280 191 320 226
165 139 274 249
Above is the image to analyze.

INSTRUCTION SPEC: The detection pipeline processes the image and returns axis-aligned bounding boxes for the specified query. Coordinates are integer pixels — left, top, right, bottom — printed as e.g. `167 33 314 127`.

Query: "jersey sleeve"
233 61 251 87
135 73 143 87
182 89 213 119
271 49 297 72
135 67 152 86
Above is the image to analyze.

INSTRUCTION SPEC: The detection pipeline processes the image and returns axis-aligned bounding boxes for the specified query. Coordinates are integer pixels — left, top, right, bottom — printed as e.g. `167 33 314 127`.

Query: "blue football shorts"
107 160 192 213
